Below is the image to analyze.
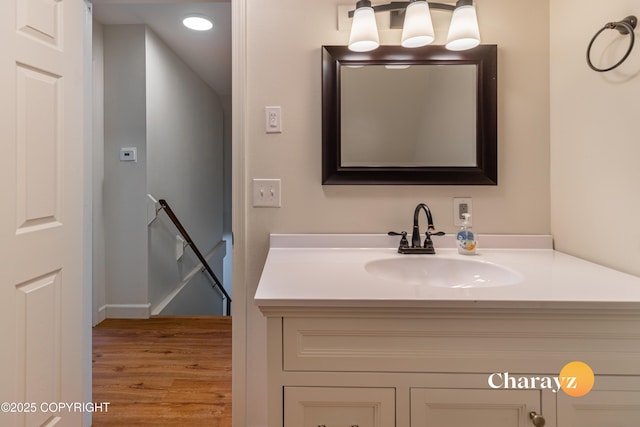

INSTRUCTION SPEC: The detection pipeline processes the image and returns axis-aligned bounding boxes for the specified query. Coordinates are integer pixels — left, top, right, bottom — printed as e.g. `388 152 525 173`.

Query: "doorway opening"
89 2 233 424
91 1 232 321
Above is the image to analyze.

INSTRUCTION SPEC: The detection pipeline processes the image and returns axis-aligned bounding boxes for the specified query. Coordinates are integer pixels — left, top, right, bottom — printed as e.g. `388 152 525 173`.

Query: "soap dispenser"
456 213 477 255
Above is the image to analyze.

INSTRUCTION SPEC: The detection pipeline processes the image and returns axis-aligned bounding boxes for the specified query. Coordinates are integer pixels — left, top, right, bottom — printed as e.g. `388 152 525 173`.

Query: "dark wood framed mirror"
322 45 497 185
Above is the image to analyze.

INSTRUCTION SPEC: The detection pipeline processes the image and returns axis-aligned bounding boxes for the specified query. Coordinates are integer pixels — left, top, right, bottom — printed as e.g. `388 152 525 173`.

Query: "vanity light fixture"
348 1 380 51
347 0 480 52
182 15 214 31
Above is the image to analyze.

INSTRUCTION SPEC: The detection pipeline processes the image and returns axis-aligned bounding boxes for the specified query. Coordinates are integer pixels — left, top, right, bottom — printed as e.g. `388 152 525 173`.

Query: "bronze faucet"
389 203 445 254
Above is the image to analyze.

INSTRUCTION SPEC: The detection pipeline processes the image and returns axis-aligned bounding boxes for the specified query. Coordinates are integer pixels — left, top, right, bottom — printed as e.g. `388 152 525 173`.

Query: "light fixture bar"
348 1 454 18
347 0 479 52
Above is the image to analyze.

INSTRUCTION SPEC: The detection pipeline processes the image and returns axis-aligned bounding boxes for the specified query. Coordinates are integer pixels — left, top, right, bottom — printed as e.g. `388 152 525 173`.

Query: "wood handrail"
158 199 231 316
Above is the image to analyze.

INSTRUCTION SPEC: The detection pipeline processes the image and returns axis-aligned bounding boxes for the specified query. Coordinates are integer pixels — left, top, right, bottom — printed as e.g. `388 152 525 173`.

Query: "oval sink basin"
365 257 523 288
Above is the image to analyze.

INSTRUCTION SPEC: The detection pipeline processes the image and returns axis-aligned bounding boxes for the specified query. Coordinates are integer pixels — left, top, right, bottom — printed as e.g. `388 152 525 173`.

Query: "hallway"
92 317 232 426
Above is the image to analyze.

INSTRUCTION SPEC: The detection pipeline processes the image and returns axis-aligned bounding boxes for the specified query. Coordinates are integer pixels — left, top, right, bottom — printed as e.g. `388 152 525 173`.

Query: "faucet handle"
388 231 409 248
423 231 445 248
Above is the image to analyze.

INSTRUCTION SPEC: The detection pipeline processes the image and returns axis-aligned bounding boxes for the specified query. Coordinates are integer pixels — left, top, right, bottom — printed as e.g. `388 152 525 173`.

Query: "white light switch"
265 106 282 133
253 179 281 207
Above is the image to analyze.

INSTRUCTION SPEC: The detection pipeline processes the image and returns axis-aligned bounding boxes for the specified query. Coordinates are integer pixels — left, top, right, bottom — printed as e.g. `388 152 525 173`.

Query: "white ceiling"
93 1 231 97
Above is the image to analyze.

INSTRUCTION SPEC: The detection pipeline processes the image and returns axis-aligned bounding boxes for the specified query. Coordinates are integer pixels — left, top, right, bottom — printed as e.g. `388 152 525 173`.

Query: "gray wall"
103 25 149 316
145 27 225 312
157 268 224 316
99 24 226 319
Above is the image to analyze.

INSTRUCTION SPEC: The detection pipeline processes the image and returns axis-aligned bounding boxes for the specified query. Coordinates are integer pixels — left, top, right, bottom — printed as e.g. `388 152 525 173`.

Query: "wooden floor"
92 316 232 426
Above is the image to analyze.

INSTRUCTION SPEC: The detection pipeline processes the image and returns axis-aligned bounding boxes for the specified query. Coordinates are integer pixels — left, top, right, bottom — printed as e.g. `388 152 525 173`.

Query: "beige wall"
550 0 640 277
244 0 550 424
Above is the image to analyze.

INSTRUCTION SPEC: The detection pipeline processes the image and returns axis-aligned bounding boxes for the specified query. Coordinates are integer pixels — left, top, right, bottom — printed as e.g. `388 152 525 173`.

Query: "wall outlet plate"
453 197 472 226
265 106 282 133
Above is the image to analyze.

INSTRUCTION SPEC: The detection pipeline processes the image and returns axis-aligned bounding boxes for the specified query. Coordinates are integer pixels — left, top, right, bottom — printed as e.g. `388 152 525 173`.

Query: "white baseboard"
94 305 107 325
104 303 151 319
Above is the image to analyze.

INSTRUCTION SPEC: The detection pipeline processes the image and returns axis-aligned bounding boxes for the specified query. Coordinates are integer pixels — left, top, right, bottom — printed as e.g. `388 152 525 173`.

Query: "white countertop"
254 234 640 310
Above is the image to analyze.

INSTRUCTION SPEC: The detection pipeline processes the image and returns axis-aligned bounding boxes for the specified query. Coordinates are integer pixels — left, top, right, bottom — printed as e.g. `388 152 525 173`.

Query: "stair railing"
158 199 231 316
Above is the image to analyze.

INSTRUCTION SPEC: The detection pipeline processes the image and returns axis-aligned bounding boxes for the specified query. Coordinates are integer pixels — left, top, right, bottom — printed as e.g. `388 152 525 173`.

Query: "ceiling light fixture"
347 0 480 52
182 16 214 31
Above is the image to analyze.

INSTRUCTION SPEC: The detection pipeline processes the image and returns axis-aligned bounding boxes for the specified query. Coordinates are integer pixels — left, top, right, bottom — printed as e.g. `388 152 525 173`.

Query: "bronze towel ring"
586 15 637 72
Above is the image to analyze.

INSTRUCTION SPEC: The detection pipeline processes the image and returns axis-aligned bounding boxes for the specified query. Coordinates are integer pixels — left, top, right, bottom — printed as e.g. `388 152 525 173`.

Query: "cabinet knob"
529 411 546 427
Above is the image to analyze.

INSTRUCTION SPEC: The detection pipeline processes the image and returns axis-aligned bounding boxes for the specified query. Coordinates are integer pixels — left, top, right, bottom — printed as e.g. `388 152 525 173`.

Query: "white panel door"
0 0 87 426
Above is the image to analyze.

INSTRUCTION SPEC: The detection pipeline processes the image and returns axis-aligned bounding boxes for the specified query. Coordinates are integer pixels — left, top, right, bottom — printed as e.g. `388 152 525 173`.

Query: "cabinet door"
411 388 541 427
558 390 640 426
284 387 395 427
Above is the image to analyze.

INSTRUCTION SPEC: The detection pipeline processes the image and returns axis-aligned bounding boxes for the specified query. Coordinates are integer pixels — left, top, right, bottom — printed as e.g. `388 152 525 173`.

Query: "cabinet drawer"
282 316 640 373
284 387 395 427
283 316 503 372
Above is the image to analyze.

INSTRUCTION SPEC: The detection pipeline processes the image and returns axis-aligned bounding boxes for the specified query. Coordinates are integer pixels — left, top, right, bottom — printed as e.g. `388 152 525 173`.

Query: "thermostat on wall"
120 147 137 162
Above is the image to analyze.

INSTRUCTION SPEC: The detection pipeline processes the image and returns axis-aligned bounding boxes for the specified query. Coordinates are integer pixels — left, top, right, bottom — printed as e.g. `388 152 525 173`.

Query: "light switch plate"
253 179 281 207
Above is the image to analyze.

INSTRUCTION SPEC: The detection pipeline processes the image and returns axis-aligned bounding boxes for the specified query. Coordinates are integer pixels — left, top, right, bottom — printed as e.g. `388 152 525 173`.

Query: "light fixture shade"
401 1 435 48
445 4 480 51
348 6 379 52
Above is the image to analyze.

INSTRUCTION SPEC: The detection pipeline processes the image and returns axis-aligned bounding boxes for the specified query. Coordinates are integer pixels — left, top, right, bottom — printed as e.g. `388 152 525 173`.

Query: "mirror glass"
341 64 477 167
322 45 497 185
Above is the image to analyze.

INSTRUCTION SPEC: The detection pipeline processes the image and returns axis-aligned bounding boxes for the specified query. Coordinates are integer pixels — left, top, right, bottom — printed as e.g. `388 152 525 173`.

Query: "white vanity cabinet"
262 309 640 427
256 236 640 426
